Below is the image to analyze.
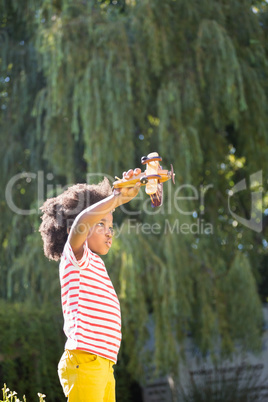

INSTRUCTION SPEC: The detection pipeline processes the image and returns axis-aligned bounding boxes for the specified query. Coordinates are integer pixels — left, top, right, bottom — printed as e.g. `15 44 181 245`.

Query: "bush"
0 301 64 401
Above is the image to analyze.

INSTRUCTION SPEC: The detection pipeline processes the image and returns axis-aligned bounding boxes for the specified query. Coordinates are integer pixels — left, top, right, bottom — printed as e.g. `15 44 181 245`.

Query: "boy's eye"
96 222 114 235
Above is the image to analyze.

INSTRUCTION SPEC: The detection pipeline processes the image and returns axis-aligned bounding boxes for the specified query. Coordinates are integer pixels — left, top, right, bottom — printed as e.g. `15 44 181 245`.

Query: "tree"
1 0 268 385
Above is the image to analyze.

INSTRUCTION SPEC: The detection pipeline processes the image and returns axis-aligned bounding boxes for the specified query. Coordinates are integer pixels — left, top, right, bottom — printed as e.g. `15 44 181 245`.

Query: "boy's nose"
105 229 112 237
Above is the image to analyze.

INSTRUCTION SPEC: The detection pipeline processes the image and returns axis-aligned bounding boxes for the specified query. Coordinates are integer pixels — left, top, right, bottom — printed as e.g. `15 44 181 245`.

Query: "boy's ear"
67 228 70 234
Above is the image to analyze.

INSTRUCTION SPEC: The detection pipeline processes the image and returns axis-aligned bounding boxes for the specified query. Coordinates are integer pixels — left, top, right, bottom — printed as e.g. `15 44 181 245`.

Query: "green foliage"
0 0 268 391
0 302 64 401
223 253 263 351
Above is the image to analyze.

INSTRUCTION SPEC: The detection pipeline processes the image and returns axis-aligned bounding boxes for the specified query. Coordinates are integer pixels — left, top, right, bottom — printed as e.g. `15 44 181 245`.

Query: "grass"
1 384 46 402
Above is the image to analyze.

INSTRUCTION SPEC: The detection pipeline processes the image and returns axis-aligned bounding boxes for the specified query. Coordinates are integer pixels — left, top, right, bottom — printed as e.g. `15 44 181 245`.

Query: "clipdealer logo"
4 170 265 234
228 170 263 233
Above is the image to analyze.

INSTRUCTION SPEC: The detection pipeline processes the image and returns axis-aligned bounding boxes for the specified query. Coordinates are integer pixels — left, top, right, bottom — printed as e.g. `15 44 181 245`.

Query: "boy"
39 168 141 401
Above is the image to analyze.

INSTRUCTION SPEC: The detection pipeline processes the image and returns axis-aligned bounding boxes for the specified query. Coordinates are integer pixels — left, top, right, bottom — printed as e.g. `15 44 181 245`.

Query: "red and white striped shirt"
59 240 121 363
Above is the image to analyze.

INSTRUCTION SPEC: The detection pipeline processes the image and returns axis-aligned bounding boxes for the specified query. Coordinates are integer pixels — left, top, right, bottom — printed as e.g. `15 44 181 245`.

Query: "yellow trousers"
58 349 116 402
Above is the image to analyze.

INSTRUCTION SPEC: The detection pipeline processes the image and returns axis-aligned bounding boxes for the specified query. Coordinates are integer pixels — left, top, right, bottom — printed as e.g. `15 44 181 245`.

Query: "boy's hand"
114 168 141 205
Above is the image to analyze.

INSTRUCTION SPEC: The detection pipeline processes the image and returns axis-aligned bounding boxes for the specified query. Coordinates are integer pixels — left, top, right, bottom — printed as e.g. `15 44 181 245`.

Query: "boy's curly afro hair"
39 177 112 261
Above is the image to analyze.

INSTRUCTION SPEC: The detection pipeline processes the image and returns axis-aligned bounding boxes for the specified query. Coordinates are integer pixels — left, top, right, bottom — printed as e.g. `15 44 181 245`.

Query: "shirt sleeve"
62 239 92 269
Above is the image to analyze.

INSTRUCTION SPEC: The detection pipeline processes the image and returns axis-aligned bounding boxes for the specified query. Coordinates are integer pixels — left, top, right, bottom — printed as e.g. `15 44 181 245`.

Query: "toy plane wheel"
140 177 148 184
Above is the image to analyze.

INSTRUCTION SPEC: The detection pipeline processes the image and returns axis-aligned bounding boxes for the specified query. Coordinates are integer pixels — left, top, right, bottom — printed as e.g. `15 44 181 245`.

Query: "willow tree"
1 0 268 383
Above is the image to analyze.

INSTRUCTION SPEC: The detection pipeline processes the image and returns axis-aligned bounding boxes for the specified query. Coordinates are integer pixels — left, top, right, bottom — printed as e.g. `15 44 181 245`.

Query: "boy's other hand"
114 168 141 204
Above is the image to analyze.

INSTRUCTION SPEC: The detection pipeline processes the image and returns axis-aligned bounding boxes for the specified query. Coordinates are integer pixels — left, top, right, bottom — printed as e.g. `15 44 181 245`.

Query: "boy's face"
86 212 114 255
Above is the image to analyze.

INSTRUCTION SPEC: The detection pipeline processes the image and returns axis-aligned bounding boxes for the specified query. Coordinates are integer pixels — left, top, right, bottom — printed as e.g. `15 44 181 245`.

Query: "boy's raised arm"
68 169 141 258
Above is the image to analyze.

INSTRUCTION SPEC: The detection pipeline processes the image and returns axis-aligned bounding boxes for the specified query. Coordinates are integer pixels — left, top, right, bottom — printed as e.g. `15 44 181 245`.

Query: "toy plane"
113 152 175 207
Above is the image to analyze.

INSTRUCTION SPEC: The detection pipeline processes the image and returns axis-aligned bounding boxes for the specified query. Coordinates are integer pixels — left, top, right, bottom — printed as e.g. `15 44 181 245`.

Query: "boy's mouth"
105 240 112 248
